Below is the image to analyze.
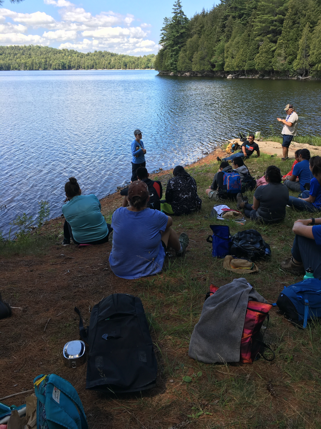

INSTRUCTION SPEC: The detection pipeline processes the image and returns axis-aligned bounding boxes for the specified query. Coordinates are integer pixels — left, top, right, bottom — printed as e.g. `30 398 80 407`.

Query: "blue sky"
0 0 219 56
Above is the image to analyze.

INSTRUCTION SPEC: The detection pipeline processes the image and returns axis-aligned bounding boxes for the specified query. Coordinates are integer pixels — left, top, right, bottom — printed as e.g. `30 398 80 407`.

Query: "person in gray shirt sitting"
236 165 289 223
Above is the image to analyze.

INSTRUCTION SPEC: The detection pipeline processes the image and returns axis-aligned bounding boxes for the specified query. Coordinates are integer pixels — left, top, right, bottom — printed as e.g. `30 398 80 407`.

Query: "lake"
1 69 321 236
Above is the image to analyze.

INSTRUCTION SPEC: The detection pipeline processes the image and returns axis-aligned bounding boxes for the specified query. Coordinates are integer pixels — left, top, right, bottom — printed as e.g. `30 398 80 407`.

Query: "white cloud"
0 0 157 55
43 29 78 41
0 33 48 45
0 23 27 34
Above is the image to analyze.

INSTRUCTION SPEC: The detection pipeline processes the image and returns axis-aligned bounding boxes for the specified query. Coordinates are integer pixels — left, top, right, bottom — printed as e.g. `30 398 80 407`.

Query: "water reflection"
0 70 321 235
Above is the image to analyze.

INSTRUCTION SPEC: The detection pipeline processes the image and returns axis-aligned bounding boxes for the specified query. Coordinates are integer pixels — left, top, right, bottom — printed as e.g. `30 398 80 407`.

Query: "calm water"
1 70 321 236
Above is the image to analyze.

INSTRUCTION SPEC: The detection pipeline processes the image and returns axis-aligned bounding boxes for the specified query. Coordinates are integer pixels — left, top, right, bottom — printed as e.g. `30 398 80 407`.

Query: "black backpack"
241 173 256 192
75 294 157 393
230 229 271 261
145 180 161 211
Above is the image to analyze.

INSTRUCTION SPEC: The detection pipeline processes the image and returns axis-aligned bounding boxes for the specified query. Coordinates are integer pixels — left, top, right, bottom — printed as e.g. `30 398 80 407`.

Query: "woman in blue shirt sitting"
288 156 321 212
62 177 111 245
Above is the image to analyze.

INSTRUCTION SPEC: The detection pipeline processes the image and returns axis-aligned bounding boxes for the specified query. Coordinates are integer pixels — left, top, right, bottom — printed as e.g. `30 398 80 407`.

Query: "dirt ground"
0 142 318 428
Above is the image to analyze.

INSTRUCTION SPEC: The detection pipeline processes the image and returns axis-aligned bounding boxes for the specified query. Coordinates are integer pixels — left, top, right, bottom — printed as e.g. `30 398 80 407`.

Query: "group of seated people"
61 166 202 279
60 141 321 282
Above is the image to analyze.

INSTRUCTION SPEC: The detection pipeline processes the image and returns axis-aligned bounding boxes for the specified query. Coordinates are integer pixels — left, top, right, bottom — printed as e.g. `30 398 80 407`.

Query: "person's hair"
65 177 81 199
173 165 188 176
248 133 255 139
137 167 148 180
295 149 301 158
300 149 311 160
128 194 149 210
232 157 244 167
220 161 229 169
310 156 320 169
312 158 321 184
265 165 282 183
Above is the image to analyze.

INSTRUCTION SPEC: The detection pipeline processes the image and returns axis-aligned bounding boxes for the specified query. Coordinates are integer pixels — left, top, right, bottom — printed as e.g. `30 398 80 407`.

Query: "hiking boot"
177 233 189 256
62 239 70 246
280 257 305 275
236 193 245 210
216 156 222 162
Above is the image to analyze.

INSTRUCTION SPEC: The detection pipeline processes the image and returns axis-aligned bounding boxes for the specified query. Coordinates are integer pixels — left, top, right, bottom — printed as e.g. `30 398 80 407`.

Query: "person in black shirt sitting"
221 134 260 162
121 167 162 210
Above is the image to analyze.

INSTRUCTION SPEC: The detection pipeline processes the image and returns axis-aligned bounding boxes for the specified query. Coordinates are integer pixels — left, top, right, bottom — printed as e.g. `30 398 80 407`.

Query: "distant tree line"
155 0 321 76
0 46 155 71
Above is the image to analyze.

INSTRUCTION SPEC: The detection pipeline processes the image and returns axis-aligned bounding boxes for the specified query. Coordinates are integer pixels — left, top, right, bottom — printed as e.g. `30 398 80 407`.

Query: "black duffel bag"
230 229 271 261
75 294 157 393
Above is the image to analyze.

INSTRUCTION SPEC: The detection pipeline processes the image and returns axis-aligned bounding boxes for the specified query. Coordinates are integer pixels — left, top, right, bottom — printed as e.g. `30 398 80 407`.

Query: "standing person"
277 103 299 161
221 134 260 161
131 129 146 182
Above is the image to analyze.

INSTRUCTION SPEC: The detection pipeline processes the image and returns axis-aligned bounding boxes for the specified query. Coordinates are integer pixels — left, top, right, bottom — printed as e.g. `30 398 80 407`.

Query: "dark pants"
284 180 301 193
288 191 319 212
292 235 321 279
131 162 146 182
64 220 112 245
244 203 258 220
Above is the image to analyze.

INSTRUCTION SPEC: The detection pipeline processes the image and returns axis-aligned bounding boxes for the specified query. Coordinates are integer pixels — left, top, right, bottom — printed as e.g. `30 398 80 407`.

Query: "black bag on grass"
0 293 11 320
230 229 271 261
75 294 157 393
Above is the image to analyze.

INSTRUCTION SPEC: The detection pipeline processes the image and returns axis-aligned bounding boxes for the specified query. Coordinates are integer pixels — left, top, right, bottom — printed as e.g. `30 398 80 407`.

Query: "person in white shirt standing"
277 103 299 161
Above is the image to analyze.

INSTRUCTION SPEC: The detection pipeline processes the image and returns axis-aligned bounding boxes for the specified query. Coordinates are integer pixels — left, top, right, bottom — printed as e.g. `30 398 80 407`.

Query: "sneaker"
177 233 189 256
62 239 70 246
281 157 289 161
280 257 305 275
216 156 222 162
236 193 245 210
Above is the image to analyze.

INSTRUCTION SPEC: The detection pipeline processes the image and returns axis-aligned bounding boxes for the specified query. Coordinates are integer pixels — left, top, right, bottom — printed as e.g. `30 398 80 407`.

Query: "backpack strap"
74 307 88 342
303 299 309 329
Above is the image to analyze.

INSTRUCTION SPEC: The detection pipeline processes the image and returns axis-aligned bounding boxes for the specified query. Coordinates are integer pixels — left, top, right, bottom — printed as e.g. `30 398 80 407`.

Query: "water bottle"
303 267 314 281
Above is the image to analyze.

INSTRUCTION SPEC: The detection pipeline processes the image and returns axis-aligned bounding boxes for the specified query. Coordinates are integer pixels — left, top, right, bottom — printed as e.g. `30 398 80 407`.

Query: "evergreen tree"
255 37 274 71
309 18 321 71
293 22 312 75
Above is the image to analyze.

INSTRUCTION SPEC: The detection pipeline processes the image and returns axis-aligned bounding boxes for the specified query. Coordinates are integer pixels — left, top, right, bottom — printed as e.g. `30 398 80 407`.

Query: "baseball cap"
128 180 149 200
284 104 293 111
134 129 142 136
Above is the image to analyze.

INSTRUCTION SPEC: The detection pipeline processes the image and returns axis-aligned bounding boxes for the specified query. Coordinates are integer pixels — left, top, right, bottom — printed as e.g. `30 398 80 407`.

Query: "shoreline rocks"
157 71 317 80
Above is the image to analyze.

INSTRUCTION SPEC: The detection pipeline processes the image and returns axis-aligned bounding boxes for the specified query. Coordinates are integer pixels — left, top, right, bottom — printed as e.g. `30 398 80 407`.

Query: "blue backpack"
206 225 231 258
277 278 321 328
34 374 88 429
223 172 242 194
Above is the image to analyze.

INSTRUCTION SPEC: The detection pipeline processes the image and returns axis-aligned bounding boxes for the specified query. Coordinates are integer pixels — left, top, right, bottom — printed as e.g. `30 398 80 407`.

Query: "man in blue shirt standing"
131 129 146 182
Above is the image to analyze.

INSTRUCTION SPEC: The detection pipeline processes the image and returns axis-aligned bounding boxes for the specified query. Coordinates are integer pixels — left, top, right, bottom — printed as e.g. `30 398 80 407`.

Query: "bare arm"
287 174 296 182
292 218 321 239
242 146 247 156
300 194 315 203
256 148 260 157
252 196 260 210
277 118 295 127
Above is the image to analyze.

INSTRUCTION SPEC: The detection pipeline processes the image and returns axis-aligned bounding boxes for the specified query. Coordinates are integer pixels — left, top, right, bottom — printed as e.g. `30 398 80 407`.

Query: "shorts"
282 135 293 148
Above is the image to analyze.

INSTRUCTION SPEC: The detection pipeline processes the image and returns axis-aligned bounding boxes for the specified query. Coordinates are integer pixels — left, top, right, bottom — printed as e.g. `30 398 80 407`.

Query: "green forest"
0 46 155 71
155 0 321 76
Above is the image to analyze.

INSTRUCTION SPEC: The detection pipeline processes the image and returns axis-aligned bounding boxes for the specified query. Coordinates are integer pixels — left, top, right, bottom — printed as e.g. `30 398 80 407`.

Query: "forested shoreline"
155 0 321 77
0 46 155 71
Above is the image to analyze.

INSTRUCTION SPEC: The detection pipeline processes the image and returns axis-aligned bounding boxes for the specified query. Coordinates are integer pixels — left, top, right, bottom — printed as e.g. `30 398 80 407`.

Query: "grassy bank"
265 135 321 147
1 153 321 428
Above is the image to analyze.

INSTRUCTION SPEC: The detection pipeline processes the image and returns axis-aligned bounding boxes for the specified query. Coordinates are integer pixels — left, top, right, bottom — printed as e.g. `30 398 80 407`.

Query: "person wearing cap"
131 129 146 182
109 180 189 279
277 104 299 160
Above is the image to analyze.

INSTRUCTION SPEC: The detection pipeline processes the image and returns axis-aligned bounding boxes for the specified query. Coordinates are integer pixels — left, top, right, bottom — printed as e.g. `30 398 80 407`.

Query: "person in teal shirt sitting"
62 177 111 245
